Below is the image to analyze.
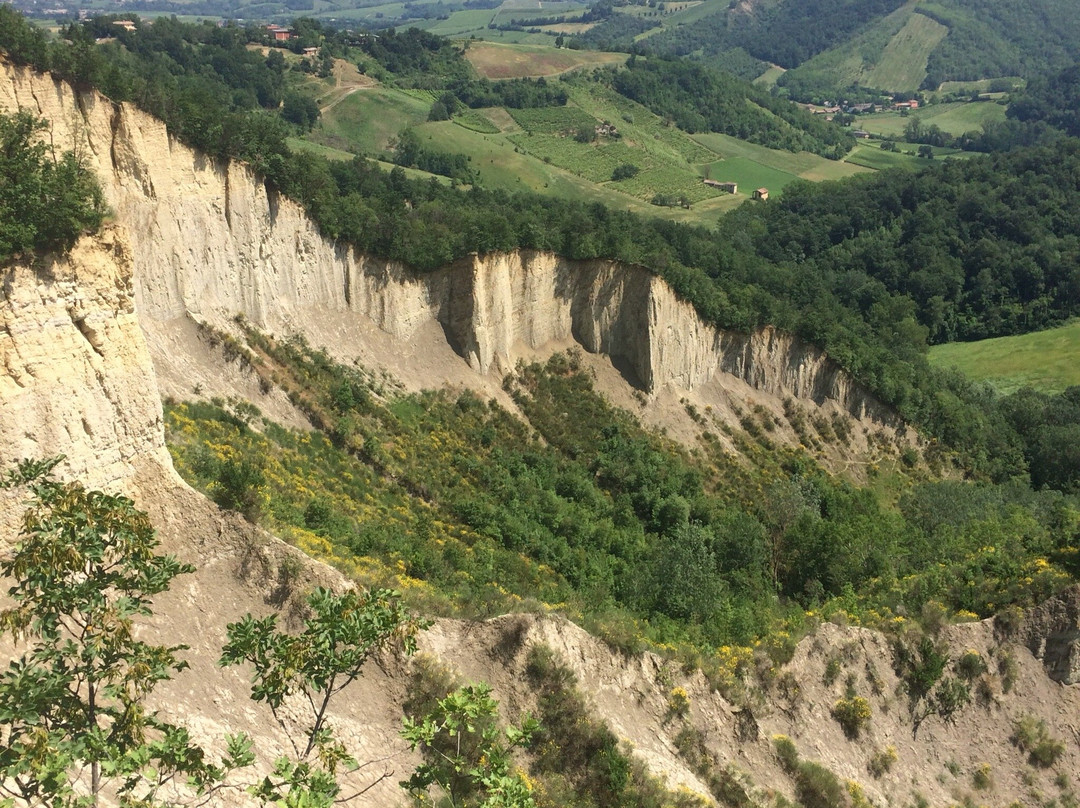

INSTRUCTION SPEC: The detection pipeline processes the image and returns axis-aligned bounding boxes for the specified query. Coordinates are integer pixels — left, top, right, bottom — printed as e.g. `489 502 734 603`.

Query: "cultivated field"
929 320 1080 394
856 101 1007 138
465 42 626 79
861 11 947 93
842 142 966 170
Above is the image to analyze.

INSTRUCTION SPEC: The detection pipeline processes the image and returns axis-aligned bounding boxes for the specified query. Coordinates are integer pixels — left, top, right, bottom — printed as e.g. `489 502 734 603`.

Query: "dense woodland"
2 8 1080 662
1007 61 1080 138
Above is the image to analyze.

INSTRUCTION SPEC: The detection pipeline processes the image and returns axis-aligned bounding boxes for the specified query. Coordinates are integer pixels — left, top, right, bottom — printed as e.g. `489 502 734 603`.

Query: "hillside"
629 0 1080 100
4 59 1080 808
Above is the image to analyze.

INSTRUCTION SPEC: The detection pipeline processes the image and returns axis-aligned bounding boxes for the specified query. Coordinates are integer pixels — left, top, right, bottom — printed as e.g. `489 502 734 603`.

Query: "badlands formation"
2 60 1079 807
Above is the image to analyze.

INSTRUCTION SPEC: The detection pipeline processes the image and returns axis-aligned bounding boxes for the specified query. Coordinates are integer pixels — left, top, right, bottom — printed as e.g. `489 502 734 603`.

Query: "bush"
611 162 640 181
831 696 872 739
773 735 800 774
956 649 987 681
795 761 850 808
867 746 897 778
1012 716 1065 768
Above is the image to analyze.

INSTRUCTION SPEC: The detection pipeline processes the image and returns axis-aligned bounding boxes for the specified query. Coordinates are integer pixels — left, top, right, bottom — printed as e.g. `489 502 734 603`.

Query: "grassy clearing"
844 143 930 170
861 10 947 93
856 101 1006 138
754 65 786 87
452 108 502 134
929 320 1080 395
464 41 625 79
312 88 430 155
691 132 866 193
287 137 355 161
936 77 1024 95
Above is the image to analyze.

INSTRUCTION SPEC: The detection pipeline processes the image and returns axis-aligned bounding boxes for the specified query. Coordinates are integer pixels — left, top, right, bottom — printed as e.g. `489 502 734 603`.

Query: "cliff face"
0 229 167 498
0 58 896 444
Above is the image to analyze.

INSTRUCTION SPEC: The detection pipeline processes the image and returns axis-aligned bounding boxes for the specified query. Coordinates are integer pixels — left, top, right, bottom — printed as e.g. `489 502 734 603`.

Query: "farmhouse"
753 188 769 201
112 19 136 31
303 46 319 56
265 24 296 41
852 129 872 139
704 179 738 193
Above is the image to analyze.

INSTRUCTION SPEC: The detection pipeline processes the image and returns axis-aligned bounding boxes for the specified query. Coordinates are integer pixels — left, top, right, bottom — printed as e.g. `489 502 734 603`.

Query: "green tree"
0 110 105 262
220 587 427 808
0 457 249 808
400 682 537 808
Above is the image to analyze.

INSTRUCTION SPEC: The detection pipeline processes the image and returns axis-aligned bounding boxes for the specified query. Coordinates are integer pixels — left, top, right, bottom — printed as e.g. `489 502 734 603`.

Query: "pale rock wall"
0 58 897 434
0 229 169 497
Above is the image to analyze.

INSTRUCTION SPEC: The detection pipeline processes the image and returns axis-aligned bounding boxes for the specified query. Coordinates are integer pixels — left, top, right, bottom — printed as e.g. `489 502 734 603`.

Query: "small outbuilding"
753 187 769 201
704 179 738 193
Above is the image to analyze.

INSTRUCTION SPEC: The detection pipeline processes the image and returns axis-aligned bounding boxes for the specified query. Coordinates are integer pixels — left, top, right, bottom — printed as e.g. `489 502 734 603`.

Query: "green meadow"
929 320 1080 395
856 101 1007 138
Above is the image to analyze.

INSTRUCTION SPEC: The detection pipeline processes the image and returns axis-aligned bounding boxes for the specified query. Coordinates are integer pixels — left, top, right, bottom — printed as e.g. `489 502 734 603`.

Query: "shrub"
832 696 872 739
823 655 842 686
795 761 849 808
668 686 691 718
1012 715 1065 768
773 735 800 774
867 746 897 778
611 162 640 181
956 649 987 680
972 762 992 790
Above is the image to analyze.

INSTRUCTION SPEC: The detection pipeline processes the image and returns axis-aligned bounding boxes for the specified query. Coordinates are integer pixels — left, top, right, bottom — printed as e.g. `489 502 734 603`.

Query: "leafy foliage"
401 683 538 808
0 458 246 808
220 587 427 807
0 109 104 262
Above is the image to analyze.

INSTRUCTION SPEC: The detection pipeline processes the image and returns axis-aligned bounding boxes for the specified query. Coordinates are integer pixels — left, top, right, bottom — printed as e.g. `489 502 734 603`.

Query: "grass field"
929 320 1080 394
842 142 966 170
856 101 1007 138
754 65 786 87
464 42 626 79
312 88 430 156
936 77 1024 95
861 11 947 92
691 132 867 194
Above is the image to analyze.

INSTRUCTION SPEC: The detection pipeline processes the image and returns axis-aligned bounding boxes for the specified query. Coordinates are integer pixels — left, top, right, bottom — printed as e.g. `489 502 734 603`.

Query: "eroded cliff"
0 57 900 466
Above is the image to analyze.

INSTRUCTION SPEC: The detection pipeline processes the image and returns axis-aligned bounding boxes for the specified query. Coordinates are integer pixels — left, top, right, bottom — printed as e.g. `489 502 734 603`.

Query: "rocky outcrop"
1022 587 1080 685
0 58 897 438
